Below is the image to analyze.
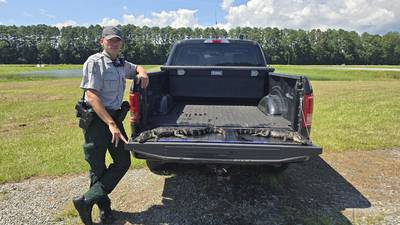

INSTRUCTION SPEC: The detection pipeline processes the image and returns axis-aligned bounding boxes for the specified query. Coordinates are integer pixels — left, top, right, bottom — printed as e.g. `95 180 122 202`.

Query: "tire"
264 163 289 173
146 160 173 175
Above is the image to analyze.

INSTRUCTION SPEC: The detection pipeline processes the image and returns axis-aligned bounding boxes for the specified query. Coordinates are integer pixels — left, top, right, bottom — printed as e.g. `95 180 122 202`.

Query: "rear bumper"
125 141 322 165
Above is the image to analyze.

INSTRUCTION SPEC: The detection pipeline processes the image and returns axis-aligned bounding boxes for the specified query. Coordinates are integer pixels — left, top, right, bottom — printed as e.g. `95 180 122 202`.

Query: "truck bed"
150 103 292 128
126 39 322 165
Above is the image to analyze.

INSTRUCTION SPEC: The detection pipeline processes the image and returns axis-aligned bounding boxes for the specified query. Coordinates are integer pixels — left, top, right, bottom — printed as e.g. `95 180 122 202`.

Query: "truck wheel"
265 163 289 173
146 160 173 175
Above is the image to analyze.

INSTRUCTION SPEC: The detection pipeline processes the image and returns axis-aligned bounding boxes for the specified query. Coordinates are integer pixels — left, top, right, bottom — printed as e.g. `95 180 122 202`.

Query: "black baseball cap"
102 26 123 40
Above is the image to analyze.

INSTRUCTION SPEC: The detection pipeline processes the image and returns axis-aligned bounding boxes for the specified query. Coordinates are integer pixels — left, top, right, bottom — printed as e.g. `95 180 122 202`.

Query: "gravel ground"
0 149 399 225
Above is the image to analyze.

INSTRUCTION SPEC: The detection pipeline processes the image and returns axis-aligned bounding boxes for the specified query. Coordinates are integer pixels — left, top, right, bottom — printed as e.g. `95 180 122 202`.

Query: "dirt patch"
0 149 399 225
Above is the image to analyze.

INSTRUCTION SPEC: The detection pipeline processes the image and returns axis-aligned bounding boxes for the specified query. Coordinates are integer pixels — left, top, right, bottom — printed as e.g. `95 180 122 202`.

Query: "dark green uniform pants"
82 111 131 204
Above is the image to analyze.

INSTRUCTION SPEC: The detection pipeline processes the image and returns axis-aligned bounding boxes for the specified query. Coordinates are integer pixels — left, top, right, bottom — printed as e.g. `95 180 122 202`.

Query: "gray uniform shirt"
80 51 137 110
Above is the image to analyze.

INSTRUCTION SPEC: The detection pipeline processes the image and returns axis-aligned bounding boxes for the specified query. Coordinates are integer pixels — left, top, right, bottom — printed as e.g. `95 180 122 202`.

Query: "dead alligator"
236 128 310 145
135 126 310 145
136 126 224 143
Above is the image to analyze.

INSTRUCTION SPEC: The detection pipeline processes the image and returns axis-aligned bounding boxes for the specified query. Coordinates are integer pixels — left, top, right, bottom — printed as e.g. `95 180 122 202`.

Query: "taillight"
302 93 313 128
129 93 140 123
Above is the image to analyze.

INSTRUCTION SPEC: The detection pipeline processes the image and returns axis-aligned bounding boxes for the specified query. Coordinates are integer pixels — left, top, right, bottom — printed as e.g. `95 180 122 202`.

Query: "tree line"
0 24 399 65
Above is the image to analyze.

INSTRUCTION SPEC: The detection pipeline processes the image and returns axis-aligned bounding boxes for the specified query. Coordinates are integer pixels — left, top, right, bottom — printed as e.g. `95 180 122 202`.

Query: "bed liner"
149 103 292 128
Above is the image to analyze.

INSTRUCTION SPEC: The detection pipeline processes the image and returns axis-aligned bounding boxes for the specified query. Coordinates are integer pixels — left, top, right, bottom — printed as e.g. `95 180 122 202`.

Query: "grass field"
272 65 400 81
311 81 400 151
0 64 399 183
0 78 145 183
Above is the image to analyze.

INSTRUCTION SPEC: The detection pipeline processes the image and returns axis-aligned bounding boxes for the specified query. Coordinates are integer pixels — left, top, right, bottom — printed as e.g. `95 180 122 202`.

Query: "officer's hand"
136 73 149 89
109 122 128 148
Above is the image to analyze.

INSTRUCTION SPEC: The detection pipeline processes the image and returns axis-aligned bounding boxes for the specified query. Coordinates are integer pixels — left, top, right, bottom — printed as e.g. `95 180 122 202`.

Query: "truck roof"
176 38 259 45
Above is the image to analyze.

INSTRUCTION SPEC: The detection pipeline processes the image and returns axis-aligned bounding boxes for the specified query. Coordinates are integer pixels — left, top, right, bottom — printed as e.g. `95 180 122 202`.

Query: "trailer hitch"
208 165 231 182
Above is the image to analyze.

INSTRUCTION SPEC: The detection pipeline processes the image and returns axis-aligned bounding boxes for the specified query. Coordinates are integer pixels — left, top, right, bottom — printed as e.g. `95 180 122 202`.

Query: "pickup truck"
125 38 322 173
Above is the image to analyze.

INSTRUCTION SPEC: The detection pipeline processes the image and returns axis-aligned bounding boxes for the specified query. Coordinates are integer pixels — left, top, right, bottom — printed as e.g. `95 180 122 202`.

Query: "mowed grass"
311 81 400 151
0 64 399 183
273 65 400 81
0 65 160 183
0 78 143 183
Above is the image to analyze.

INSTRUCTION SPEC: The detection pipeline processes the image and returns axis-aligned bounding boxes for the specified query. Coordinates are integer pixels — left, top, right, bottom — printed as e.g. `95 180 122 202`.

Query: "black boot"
97 198 115 224
72 195 93 225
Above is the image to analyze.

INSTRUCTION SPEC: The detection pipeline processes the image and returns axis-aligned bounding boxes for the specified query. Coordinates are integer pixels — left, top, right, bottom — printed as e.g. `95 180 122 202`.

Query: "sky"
0 0 399 34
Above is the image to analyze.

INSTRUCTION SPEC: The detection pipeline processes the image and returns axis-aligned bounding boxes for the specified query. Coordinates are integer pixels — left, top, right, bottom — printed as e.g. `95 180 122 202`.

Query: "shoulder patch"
87 60 95 75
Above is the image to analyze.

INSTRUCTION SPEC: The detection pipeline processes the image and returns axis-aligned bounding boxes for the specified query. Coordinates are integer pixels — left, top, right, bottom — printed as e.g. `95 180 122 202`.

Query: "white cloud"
221 0 400 34
122 8 201 28
99 17 120 26
221 0 233 11
93 1 398 33
98 9 201 28
0 0 7 3
53 20 79 29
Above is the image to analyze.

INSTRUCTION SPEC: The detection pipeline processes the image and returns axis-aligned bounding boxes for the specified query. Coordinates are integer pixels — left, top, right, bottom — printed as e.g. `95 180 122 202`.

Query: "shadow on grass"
111 157 370 225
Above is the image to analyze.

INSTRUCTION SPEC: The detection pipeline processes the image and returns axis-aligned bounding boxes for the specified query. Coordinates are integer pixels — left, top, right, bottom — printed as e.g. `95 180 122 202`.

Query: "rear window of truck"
170 42 266 66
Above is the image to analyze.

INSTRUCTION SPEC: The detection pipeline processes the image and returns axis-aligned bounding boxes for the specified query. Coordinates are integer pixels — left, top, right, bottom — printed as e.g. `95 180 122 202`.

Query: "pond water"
17 69 82 78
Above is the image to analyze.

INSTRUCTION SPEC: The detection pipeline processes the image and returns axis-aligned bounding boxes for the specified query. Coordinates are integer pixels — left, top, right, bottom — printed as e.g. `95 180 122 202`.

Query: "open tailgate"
125 140 322 164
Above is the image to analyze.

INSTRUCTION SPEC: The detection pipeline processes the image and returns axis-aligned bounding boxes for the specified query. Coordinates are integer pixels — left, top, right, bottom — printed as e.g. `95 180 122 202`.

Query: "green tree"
360 33 383 64
0 24 399 65
381 32 400 65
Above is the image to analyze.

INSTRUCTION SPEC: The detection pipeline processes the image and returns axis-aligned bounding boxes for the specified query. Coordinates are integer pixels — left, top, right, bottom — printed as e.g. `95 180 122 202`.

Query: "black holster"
75 99 95 130
116 101 130 122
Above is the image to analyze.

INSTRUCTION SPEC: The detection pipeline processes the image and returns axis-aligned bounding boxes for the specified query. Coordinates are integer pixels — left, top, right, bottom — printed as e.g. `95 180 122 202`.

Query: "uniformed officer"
73 26 149 225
